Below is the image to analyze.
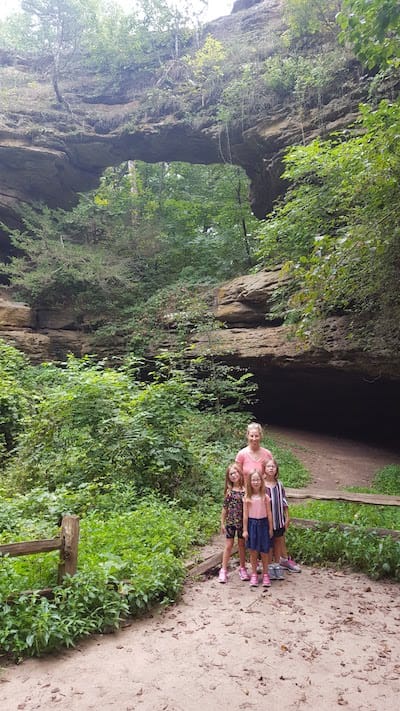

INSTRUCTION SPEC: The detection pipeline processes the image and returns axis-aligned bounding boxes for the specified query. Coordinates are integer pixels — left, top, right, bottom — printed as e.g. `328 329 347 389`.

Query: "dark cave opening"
248 366 400 449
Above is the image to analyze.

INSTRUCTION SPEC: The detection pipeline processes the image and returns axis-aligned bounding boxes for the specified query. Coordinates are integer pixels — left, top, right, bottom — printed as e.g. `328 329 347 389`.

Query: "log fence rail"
0 514 79 585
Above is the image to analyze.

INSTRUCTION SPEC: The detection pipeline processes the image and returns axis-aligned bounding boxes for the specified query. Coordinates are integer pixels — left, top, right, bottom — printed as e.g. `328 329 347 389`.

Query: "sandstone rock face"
194 271 400 438
197 271 400 380
0 287 34 328
1 275 399 439
0 287 85 362
214 267 289 325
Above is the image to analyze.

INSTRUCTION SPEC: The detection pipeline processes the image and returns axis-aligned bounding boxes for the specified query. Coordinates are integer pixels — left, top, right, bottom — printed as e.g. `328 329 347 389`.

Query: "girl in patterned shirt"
219 463 249 583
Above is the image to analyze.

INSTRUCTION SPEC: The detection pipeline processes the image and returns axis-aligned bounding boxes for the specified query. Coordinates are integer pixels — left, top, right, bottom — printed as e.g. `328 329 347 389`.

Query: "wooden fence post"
58 514 80 583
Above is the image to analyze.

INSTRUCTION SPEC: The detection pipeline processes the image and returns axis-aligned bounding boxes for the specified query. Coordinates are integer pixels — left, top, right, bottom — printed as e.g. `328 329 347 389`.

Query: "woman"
235 422 273 483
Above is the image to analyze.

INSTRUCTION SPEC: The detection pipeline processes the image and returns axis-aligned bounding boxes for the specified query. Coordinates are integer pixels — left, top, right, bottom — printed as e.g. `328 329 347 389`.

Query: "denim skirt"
246 517 271 553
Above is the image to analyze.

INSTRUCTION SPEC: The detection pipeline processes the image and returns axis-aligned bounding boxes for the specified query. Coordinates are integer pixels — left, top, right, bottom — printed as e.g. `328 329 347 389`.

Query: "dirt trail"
268 425 400 490
1 429 399 711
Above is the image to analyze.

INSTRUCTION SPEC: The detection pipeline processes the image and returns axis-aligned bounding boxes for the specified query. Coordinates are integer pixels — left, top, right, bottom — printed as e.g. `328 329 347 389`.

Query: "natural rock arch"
0 0 365 250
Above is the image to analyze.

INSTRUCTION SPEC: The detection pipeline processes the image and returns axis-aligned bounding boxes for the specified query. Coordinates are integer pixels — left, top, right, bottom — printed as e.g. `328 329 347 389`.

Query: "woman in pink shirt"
235 422 273 482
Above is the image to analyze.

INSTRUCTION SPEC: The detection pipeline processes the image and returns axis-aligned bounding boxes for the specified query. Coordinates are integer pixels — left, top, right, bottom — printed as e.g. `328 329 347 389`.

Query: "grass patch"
290 500 400 531
346 464 400 496
287 525 400 581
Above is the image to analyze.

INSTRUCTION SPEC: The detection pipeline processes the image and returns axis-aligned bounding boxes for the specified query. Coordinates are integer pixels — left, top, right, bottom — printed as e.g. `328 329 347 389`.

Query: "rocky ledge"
1 272 399 439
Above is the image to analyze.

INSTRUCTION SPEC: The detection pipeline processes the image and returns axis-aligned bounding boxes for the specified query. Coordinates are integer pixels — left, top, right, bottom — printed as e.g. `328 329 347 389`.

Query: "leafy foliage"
337 0 400 69
4 355 201 498
256 99 400 345
283 0 342 42
291 500 400 531
2 160 257 340
0 340 32 463
287 525 400 580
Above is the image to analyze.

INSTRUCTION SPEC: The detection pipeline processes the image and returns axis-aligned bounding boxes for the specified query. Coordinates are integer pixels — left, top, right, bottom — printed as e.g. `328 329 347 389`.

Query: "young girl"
219 463 250 583
264 458 301 576
243 470 274 587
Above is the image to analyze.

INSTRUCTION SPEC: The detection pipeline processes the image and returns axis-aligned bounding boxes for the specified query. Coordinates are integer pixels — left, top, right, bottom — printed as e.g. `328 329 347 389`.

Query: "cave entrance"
250 366 400 449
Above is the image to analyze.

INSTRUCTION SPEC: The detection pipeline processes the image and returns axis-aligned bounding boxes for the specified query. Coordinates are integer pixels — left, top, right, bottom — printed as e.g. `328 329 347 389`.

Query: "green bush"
5 356 200 498
371 465 400 496
0 340 32 463
287 525 400 581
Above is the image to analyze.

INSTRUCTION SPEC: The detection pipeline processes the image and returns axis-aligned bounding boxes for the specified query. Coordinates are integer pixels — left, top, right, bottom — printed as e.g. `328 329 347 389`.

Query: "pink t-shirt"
247 494 270 519
235 446 273 481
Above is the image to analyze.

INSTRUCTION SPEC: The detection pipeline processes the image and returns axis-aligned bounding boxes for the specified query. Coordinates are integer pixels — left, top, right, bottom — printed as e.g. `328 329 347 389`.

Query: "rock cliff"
0 0 365 249
1 1 399 440
2 270 399 441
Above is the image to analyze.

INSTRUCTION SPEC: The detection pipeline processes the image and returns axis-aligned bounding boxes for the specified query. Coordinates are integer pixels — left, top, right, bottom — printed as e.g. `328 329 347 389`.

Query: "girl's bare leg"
260 552 269 575
238 538 247 568
274 536 287 562
249 549 258 575
222 538 234 570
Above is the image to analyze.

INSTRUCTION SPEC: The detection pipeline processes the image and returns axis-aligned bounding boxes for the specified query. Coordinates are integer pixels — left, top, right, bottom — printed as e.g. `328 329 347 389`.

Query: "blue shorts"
246 518 272 554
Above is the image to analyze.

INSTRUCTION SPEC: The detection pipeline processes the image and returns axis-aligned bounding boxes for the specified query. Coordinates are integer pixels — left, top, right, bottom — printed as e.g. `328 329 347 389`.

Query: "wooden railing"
0 514 80 585
285 488 400 506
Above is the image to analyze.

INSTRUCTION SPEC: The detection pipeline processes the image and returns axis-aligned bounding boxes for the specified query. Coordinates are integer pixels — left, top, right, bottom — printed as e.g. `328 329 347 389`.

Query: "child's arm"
220 505 227 534
282 484 289 530
284 504 290 530
266 495 273 538
243 500 249 540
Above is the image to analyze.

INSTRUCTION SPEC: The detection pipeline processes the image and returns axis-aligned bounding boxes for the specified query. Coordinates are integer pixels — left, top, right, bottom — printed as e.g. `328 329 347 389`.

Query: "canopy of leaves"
2 160 257 350
256 99 400 344
337 0 400 69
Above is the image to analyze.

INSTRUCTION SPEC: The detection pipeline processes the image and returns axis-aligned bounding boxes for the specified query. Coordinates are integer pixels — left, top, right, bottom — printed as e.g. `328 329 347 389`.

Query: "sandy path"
268 426 400 490
1 564 399 711
1 429 399 710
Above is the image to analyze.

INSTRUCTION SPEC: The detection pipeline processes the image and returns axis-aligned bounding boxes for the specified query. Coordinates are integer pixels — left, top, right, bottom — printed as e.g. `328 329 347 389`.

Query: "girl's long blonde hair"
244 469 267 502
224 462 244 496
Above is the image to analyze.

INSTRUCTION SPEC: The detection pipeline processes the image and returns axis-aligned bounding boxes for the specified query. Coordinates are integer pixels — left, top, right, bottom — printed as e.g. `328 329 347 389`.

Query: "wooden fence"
285 488 400 506
0 514 80 585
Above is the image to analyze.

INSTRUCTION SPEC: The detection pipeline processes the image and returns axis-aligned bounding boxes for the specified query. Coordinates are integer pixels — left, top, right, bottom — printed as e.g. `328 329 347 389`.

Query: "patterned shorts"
225 524 244 540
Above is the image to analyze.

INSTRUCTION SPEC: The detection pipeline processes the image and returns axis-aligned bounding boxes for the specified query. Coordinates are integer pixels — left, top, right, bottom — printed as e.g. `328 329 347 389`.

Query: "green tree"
184 35 226 107
256 99 400 345
337 0 400 68
283 0 342 41
20 0 96 103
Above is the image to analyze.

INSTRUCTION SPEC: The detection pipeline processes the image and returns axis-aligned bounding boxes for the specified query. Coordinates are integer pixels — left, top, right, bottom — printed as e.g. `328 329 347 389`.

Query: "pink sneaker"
262 573 271 587
280 556 301 573
218 568 228 583
239 567 250 581
250 573 258 587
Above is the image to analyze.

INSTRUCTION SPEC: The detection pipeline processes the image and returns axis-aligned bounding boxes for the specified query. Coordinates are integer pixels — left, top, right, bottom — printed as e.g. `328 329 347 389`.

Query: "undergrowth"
287 464 400 581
